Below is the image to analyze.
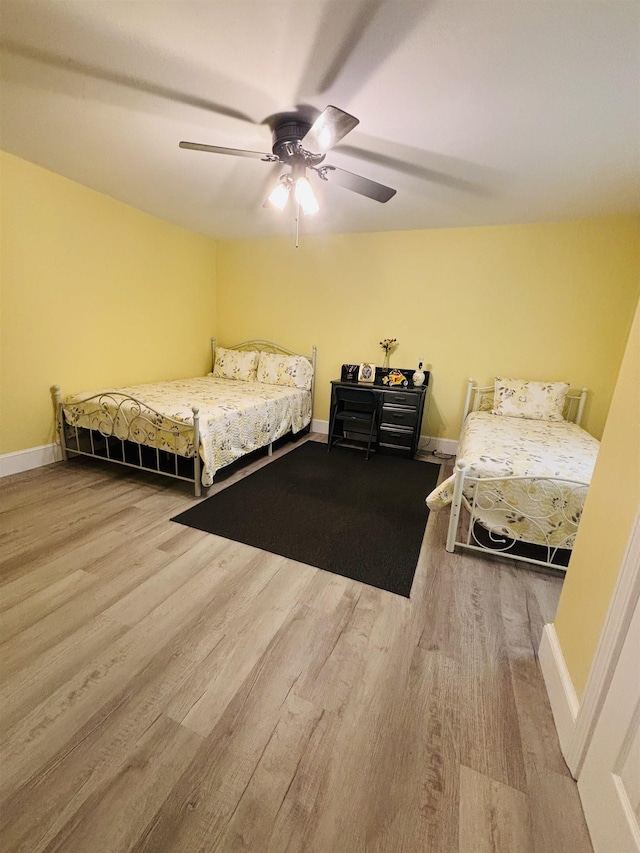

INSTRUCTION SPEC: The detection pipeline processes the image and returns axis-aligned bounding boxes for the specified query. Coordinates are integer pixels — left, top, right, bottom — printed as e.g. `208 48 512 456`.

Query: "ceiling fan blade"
295 2 426 104
179 141 276 160
318 165 396 203
301 106 359 155
1 39 260 126
295 1 382 100
336 143 491 195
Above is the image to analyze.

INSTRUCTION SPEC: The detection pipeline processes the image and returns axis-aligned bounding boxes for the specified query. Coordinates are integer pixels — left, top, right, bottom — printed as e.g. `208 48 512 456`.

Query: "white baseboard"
0 443 62 478
312 419 458 457
538 622 580 774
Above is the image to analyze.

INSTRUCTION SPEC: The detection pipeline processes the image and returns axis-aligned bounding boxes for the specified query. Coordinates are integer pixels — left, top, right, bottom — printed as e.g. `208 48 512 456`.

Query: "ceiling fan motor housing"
272 119 319 164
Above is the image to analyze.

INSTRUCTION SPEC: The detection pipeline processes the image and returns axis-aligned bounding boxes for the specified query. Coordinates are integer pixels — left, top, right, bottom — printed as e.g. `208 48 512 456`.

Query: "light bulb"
294 176 319 216
268 179 290 211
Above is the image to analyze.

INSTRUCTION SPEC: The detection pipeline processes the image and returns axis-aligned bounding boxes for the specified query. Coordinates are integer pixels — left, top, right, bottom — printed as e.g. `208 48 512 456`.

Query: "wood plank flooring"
0 436 594 852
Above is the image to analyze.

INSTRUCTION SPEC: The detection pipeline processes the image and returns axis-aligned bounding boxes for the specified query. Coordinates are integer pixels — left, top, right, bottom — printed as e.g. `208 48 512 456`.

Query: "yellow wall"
3 153 637 459
216 216 640 441
554 299 640 699
0 152 217 453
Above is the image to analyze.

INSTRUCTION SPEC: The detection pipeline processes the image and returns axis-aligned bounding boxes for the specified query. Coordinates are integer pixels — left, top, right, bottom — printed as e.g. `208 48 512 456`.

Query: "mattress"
63 375 312 486
426 411 600 548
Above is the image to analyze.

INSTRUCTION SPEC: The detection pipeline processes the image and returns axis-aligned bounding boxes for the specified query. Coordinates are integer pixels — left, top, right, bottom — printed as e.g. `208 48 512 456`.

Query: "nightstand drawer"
380 404 418 428
379 425 414 448
382 390 420 408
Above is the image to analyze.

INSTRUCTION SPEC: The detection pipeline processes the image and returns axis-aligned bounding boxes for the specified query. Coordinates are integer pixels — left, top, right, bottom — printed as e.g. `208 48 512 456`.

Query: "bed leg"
446 459 467 552
267 442 273 457
52 385 68 461
192 406 201 497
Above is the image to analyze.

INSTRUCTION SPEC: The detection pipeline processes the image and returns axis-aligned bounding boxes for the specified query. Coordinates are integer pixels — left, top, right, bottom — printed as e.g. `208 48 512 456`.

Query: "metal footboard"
53 386 202 497
446 460 590 570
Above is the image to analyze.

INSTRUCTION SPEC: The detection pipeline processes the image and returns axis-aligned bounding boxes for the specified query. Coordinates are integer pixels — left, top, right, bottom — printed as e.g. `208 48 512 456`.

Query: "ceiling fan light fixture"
180 105 397 224
295 176 319 216
267 176 291 211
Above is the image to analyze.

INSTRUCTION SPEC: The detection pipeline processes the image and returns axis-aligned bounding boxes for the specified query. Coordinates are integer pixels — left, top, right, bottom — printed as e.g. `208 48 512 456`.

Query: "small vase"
383 353 390 371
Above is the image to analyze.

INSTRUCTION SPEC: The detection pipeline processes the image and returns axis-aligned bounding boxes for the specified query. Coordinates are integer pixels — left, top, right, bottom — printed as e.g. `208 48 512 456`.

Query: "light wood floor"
0 436 594 853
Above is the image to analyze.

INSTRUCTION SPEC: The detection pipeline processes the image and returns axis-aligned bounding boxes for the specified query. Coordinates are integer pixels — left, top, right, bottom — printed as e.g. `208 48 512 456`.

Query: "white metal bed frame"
446 378 590 571
54 338 317 497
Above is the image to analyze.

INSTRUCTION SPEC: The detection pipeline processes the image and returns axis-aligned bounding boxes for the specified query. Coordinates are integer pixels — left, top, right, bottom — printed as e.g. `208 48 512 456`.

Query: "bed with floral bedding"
426 377 600 570
54 340 316 496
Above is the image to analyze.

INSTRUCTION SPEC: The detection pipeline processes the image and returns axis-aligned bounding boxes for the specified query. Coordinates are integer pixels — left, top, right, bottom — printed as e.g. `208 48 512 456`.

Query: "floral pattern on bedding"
63 376 312 487
212 346 260 382
492 377 569 421
426 411 599 548
256 352 314 390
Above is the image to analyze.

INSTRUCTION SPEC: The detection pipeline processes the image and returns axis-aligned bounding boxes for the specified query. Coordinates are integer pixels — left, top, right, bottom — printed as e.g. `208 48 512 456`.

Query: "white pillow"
492 377 569 421
212 346 259 382
256 352 313 391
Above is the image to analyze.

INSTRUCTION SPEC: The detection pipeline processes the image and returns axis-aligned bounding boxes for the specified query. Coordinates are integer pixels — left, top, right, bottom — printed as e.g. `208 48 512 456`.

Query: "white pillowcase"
492 377 569 421
212 346 259 382
256 352 314 391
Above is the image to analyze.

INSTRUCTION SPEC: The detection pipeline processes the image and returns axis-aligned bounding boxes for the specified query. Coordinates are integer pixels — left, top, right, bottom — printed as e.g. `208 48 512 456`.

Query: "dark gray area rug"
172 441 440 597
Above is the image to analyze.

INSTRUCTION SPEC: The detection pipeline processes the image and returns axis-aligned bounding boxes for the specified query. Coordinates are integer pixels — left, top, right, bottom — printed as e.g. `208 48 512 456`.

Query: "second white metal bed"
427 378 599 571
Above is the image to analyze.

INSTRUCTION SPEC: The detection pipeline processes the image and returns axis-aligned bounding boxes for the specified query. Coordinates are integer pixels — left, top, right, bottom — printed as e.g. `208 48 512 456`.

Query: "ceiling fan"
179 105 397 217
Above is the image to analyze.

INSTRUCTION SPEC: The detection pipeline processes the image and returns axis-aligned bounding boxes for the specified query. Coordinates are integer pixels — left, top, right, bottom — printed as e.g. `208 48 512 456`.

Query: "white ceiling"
1 0 639 240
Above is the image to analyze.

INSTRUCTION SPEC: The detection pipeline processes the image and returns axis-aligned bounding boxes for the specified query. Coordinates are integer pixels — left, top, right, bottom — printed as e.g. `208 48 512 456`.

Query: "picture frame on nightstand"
340 363 360 382
358 363 376 383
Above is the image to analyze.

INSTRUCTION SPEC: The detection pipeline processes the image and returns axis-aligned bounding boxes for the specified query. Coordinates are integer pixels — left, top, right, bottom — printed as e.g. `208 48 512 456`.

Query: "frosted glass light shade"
268 180 290 210
294 177 319 215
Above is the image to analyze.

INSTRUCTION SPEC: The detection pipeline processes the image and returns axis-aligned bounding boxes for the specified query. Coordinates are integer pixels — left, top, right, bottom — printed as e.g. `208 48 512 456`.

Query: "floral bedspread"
426 411 600 548
63 376 312 486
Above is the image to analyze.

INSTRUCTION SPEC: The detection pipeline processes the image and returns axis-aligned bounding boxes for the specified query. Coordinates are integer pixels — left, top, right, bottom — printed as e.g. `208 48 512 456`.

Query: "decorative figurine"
413 360 426 387
382 369 408 387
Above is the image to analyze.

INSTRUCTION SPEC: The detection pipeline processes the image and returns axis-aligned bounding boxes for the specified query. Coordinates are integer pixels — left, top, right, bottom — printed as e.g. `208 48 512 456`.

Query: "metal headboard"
211 337 317 414
462 378 588 425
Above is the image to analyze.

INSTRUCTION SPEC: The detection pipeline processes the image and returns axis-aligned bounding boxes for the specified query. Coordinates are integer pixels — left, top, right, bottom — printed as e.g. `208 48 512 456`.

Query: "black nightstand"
329 378 428 458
